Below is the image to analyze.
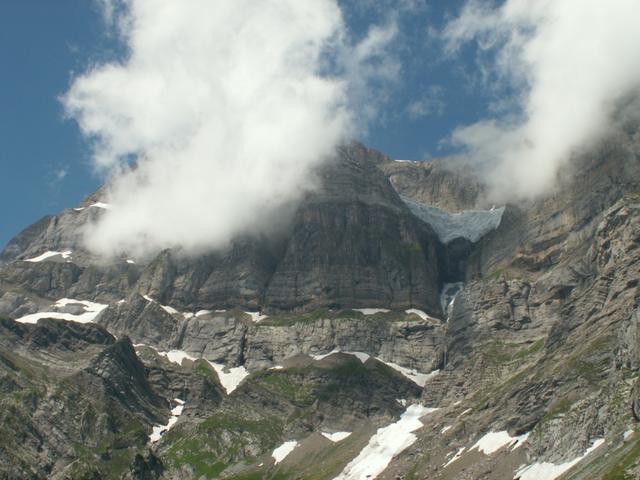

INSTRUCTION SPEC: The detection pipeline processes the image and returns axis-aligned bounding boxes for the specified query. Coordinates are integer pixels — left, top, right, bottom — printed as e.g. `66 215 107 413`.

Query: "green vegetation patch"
602 434 640 480
163 413 284 478
256 308 420 327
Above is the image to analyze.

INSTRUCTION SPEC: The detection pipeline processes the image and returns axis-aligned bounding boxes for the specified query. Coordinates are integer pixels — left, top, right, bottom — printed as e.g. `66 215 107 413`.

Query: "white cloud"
64 0 396 257
443 0 640 201
407 85 445 119
54 167 68 181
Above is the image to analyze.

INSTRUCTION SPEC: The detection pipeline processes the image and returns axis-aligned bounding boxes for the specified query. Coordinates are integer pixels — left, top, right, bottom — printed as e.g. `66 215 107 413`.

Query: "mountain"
0 133 639 479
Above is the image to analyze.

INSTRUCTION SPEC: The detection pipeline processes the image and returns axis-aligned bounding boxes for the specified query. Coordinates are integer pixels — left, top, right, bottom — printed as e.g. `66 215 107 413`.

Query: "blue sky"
0 0 493 250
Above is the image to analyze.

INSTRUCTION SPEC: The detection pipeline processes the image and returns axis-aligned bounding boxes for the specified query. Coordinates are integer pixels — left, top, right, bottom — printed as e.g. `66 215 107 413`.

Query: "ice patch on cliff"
402 197 504 244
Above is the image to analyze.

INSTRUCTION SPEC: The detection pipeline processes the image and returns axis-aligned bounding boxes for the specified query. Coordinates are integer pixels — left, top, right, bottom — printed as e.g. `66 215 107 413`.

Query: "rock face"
0 317 164 479
381 158 484 212
0 144 442 315
98 304 445 373
2 132 640 479
263 145 442 314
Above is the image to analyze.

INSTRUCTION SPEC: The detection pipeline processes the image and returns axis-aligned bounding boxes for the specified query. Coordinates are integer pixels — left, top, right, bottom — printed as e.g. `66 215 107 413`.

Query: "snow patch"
514 439 604 480
245 311 267 322
195 309 212 317
15 298 108 324
25 250 72 263
90 202 111 209
126 259 135 264
162 350 196 365
403 197 504 244
459 408 472 417
511 433 530 451
624 429 635 441
345 351 370 363
310 350 370 364
378 359 439 387
322 431 352 442
333 404 438 480
353 308 390 315
471 431 520 455
161 305 179 315
405 309 439 321
138 345 248 395
149 398 185 443
441 425 452 434
272 440 298 464
443 447 465 468
143 295 183 316
310 349 340 361
206 361 249 394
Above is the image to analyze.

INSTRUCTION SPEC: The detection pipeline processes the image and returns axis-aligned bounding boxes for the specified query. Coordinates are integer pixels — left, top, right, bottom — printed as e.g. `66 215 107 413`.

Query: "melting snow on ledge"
308 350 437 387
322 431 352 442
244 311 268 322
147 348 249 394
514 439 605 480
353 308 390 315
471 431 529 455
205 361 249 394
333 404 438 480
405 309 439 321
142 295 196 319
143 295 180 315
310 350 371 364
443 447 466 468
15 298 108 324
25 250 72 262
379 360 439 387
149 398 185 443
272 440 298 464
